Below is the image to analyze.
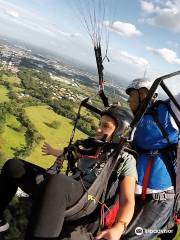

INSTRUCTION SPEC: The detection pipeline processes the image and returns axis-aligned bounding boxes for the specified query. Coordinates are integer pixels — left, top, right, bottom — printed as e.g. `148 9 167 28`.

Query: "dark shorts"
122 192 175 240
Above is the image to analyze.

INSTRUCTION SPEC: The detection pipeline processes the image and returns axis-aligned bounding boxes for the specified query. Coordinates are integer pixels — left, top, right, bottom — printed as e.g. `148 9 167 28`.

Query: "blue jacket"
133 102 179 190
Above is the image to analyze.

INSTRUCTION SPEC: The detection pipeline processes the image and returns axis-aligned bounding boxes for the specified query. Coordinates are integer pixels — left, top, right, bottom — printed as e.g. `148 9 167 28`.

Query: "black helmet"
101 105 133 142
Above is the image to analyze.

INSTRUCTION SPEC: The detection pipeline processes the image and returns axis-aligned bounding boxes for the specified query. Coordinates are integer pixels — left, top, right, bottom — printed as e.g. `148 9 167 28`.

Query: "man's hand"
42 142 54 155
41 142 63 157
95 224 124 240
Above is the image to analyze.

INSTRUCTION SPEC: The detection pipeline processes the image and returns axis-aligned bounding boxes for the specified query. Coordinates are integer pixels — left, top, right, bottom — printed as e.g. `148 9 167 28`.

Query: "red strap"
104 185 121 229
104 201 120 228
141 155 154 200
174 214 180 224
79 154 98 159
80 149 101 159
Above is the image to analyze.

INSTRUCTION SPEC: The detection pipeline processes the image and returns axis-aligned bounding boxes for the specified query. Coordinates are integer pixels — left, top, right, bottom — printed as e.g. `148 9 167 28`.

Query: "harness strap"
157 99 180 130
99 90 109 108
166 100 180 130
99 151 122 230
161 149 176 189
141 155 154 200
150 108 170 143
100 204 106 228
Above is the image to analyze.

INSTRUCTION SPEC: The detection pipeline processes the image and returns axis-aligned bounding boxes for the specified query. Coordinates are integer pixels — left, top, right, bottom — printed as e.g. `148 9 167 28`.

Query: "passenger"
123 78 179 240
0 106 137 240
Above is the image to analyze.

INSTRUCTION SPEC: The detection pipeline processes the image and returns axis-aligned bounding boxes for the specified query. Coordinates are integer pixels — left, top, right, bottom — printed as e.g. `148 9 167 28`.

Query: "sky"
0 0 180 94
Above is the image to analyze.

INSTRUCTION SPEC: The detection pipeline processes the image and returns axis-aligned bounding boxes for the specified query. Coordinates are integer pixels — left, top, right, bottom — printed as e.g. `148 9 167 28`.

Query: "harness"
50 137 135 231
64 145 122 222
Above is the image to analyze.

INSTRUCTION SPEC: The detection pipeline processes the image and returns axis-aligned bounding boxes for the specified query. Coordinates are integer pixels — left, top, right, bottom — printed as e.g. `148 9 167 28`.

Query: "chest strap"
141 155 154 200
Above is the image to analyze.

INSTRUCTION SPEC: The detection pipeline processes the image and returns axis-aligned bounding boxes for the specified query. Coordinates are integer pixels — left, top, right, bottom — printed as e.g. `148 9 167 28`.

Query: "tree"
2 197 31 240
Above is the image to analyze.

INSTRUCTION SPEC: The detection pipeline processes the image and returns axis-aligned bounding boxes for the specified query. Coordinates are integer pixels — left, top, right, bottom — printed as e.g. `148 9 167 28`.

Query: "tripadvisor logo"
135 227 173 235
135 227 143 235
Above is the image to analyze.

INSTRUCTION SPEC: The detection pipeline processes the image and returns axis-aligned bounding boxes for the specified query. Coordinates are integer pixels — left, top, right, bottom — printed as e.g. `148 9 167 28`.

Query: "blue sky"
0 0 180 94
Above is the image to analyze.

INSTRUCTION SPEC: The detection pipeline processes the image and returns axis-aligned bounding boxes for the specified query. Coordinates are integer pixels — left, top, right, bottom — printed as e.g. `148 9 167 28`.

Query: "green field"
0 105 87 169
0 71 179 240
12 86 23 93
175 226 180 240
0 114 26 160
24 105 87 168
2 74 21 84
0 85 9 102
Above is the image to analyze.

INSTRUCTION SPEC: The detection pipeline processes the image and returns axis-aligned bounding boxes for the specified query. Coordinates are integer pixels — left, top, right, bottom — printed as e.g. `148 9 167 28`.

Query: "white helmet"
126 78 156 95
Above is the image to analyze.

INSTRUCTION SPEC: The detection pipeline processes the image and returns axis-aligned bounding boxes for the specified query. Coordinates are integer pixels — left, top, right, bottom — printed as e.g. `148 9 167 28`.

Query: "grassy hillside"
0 105 87 169
0 71 89 169
2 74 21 84
0 85 9 102
174 225 180 240
0 114 26 160
24 105 86 168
12 86 23 93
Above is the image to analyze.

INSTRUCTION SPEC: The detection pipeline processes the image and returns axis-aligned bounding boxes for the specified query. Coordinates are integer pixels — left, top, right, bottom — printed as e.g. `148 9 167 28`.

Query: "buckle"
153 193 159 200
153 192 167 201
149 150 159 155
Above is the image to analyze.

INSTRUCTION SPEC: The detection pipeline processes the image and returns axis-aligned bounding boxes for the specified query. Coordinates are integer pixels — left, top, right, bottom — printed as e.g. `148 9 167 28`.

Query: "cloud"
6 9 19 18
0 0 80 40
167 41 180 48
147 46 180 64
110 48 149 67
70 33 81 38
104 21 142 37
139 0 180 32
140 1 155 13
140 0 178 14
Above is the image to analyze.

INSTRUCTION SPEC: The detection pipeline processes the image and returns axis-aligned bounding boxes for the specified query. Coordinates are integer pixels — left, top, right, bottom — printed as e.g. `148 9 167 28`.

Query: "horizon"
0 0 180 94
